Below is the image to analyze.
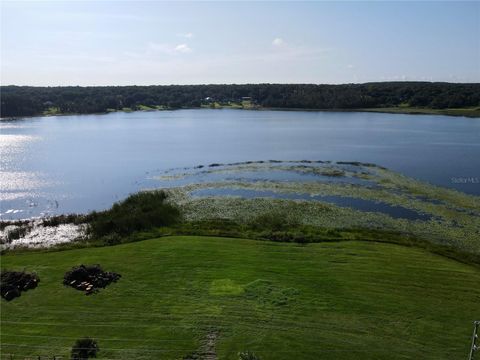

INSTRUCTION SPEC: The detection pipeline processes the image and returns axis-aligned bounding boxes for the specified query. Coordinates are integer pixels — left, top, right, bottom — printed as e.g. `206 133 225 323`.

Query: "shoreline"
2 106 479 121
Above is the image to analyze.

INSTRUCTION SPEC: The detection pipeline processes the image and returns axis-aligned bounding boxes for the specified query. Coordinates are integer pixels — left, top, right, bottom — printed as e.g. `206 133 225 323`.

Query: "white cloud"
145 42 192 55
272 38 286 47
174 44 192 53
347 64 355 69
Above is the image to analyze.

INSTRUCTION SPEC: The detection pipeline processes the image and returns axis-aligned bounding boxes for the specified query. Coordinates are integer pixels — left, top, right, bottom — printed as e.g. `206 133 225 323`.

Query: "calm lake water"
1 109 479 219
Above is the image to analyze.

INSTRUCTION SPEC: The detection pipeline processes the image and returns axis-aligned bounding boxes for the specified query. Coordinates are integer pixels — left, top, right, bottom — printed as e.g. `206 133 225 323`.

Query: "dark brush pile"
1 271 40 301
63 265 121 295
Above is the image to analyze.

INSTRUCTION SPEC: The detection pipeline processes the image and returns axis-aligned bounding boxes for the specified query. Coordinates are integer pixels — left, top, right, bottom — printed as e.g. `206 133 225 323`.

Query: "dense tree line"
1 82 479 117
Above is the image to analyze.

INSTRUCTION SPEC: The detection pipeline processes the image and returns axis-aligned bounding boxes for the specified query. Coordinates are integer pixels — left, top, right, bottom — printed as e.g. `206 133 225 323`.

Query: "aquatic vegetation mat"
1 270 39 301
63 264 121 295
149 160 480 257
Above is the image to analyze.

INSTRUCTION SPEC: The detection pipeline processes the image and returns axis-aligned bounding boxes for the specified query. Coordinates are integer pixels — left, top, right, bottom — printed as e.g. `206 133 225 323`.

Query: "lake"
1 109 479 219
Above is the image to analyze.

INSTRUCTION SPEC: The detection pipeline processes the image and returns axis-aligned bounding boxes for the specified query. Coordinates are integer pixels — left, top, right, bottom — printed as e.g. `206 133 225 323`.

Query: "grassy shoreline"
357 106 480 118
2 161 479 266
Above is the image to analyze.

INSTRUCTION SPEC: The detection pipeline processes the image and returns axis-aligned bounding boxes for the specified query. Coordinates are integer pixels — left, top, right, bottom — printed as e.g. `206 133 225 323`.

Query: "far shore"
1 105 479 121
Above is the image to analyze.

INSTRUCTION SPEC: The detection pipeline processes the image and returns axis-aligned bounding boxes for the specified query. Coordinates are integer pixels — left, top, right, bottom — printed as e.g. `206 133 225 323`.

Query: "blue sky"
1 1 479 85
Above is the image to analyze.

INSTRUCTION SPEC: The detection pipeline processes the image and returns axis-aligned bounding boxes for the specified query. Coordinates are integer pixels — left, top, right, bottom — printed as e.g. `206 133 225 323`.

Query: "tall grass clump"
88 191 181 239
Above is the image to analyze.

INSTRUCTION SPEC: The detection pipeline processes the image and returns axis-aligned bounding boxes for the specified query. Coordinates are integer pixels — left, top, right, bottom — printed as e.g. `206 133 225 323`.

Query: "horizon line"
2 81 480 88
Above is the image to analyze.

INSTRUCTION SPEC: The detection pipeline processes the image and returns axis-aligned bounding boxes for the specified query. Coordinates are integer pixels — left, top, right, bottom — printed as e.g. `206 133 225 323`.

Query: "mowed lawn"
1 236 479 360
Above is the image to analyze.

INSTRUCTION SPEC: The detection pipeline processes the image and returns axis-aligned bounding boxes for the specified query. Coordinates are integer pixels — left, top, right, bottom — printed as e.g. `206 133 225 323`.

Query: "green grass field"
2 236 479 359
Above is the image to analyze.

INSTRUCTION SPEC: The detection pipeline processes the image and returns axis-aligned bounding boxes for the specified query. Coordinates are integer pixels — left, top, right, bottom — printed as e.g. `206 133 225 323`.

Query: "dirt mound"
1 270 40 301
63 264 121 295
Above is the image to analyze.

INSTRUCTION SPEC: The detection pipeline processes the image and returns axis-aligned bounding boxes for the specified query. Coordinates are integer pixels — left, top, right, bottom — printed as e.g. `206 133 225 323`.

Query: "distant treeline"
1 82 479 117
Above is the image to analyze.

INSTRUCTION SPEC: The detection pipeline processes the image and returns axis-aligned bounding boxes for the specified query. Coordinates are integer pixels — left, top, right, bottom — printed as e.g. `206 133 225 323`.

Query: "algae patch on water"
155 161 480 256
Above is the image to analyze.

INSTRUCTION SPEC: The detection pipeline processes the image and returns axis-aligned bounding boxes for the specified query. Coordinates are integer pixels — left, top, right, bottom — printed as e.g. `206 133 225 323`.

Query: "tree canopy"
1 82 479 117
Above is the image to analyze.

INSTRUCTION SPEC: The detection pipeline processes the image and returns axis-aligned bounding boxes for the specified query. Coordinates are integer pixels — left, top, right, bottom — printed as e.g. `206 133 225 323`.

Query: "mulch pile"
1 271 40 301
63 264 121 295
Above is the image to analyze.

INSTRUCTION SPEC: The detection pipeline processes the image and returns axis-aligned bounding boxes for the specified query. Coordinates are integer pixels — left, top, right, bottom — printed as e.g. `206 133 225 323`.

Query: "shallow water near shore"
1 109 479 219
